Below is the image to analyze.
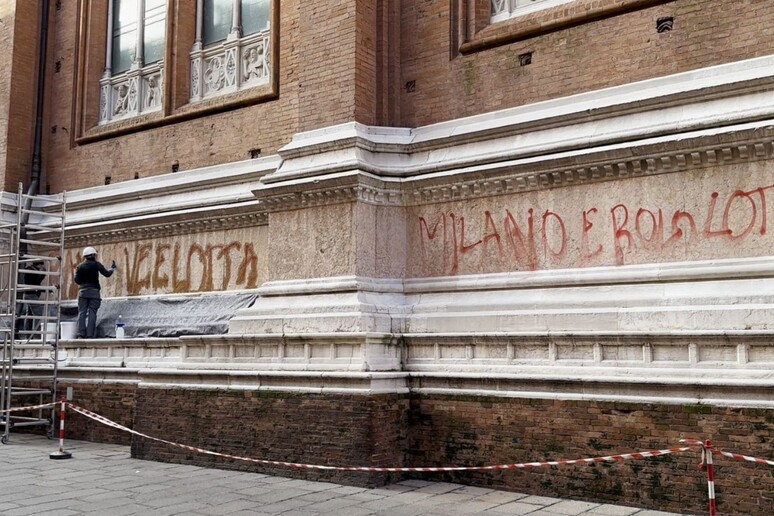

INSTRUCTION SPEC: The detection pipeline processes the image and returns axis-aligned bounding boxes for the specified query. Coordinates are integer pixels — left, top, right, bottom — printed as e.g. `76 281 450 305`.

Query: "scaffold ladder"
0 183 66 444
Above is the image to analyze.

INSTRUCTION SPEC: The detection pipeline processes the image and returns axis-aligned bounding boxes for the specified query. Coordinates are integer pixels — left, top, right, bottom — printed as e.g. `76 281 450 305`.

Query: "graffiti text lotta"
65 241 259 298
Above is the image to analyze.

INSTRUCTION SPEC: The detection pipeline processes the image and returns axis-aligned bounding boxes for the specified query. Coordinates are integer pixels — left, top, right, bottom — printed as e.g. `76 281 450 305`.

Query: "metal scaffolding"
0 184 66 444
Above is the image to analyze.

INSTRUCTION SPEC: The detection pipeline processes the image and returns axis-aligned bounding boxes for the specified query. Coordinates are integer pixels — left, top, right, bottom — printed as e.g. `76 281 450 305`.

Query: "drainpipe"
29 0 50 199
21 0 51 250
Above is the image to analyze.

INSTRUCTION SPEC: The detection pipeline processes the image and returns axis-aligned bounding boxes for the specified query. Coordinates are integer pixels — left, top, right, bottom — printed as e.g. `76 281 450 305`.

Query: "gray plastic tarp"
61 292 258 338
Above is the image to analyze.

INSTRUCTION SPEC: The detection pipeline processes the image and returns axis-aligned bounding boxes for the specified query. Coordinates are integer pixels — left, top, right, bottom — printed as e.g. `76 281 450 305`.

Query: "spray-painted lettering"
65 240 259 298
418 184 774 274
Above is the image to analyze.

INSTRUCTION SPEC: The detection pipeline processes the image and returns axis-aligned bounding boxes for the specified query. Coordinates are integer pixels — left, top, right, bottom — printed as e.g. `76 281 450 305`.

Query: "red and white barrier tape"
714 449 774 467
66 402 691 473
0 402 56 414
680 438 774 467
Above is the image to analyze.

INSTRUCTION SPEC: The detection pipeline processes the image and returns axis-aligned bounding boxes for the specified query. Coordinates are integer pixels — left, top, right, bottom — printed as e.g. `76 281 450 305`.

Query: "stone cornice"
402 125 774 206
65 206 267 246
65 156 279 213
56 156 277 244
255 123 774 211
254 171 404 212
253 56 774 211
268 55 774 180
38 330 774 405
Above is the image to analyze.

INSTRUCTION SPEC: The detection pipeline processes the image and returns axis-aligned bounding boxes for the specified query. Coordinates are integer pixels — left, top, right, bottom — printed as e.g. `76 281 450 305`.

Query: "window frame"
491 0 576 24
190 0 273 103
73 0 279 144
455 0 674 57
99 0 167 125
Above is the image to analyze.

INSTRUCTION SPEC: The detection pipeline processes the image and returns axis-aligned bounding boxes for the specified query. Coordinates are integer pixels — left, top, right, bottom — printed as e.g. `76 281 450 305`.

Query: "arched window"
190 0 272 101
100 0 167 124
491 0 575 23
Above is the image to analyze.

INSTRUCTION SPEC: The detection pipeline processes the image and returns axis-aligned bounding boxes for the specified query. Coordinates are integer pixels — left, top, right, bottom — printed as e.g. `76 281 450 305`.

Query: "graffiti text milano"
419 185 773 274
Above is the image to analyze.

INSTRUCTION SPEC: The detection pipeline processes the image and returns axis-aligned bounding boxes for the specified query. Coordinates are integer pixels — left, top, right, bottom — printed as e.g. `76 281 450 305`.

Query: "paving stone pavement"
0 434 691 516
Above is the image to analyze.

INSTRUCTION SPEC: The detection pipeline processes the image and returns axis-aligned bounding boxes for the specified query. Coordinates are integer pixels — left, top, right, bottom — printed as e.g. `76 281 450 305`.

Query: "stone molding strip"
45 354 774 407
269 55 774 178
404 256 774 293
58 157 277 244
135 369 410 394
256 276 405 297
66 209 267 247
403 332 774 373
254 123 774 212
253 255 774 297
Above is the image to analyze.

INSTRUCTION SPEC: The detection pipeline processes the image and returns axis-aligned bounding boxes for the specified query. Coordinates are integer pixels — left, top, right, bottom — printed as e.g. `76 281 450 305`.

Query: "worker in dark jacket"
74 246 116 338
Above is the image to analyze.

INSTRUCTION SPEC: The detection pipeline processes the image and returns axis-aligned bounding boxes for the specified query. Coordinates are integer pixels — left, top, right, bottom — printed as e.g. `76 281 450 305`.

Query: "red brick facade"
4 2 774 514
0 1 41 191
401 0 774 127
3 0 773 192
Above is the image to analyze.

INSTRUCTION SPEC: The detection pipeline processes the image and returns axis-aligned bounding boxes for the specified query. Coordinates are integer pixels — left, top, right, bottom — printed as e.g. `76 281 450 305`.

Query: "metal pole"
49 398 71 459
705 440 717 516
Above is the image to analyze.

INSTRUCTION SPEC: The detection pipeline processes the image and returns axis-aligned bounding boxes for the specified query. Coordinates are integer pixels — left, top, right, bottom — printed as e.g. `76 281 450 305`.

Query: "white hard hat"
82 246 97 257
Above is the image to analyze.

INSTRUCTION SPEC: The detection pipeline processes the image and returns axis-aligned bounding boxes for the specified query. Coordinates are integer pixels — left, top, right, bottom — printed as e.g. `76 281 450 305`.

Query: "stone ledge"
45 362 774 407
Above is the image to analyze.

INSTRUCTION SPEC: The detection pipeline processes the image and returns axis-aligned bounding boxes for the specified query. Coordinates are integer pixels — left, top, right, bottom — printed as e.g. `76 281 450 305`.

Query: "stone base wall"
57 382 774 514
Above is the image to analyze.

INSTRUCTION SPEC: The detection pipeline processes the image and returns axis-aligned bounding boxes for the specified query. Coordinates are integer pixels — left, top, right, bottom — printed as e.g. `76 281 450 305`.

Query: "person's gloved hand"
111 260 118 270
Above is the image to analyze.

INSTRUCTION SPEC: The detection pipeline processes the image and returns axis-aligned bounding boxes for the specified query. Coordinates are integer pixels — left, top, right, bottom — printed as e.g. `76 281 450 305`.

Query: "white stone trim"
190 30 271 102
60 156 279 243
404 256 774 293
32 331 774 405
255 276 405 296
402 281 774 333
99 63 164 124
48 332 401 372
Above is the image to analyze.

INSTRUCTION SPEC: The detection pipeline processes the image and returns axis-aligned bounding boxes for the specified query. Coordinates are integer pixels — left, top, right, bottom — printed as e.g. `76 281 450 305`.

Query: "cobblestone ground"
0 434 690 515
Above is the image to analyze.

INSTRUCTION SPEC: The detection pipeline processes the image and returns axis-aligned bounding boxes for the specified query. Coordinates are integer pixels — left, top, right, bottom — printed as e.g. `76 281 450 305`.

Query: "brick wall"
58 381 136 445
0 0 40 191
409 396 774 515
18 0 774 192
40 0 365 191
400 0 774 127
130 388 410 487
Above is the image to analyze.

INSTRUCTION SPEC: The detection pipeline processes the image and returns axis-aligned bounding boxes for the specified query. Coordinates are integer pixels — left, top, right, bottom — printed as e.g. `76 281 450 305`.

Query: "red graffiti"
418 183 774 273
582 208 603 261
541 210 567 260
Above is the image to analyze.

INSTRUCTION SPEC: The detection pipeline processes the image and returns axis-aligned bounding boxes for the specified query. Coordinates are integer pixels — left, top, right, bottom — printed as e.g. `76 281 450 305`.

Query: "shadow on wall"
60 293 259 338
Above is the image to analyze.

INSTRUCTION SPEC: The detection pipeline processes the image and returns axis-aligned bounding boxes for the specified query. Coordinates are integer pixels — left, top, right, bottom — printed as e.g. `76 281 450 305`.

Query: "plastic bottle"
115 315 125 339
